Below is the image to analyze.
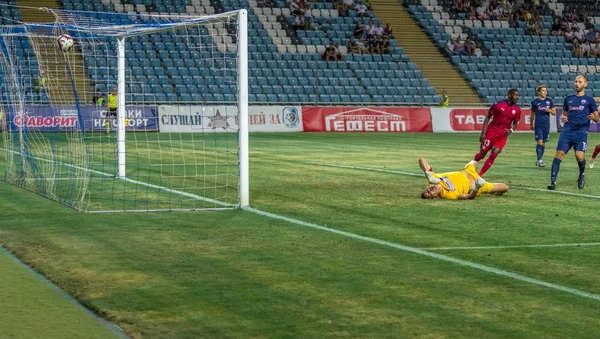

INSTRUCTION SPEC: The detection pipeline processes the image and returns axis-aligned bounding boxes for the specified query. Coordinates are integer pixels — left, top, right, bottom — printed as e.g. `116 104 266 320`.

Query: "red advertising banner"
302 106 432 132
449 108 532 131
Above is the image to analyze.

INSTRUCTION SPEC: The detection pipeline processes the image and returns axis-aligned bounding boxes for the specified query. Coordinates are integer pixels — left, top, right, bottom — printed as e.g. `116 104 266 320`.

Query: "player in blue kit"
548 75 599 190
530 85 556 167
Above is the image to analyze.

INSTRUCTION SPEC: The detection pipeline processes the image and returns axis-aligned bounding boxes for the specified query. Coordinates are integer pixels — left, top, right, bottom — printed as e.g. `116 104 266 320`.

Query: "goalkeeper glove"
425 171 441 184
475 177 487 190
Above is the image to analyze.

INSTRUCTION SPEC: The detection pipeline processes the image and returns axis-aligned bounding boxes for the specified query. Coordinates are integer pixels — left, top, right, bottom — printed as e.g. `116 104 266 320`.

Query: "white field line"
22 177 112 181
309 162 600 199
0 245 129 339
1 147 235 208
425 243 600 251
245 207 600 302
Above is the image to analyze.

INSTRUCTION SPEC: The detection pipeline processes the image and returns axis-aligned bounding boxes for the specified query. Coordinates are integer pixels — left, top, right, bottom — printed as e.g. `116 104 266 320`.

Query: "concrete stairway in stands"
371 0 484 106
18 0 94 104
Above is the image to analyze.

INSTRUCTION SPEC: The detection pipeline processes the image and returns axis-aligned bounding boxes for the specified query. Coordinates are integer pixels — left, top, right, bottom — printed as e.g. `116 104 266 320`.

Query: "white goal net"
0 8 249 212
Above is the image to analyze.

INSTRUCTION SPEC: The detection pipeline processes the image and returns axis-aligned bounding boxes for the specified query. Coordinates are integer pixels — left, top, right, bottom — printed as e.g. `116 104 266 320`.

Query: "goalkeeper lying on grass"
419 157 509 200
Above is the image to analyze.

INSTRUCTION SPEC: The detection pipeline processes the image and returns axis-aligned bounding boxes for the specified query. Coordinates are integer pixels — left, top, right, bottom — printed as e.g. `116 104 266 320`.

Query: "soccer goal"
0 8 248 212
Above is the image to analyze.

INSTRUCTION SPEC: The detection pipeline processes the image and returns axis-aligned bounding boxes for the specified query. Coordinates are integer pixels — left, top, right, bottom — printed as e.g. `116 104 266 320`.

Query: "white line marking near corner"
245 207 600 302
1 147 235 208
512 186 600 199
309 162 422 177
310 162 600 199
424 242 600 251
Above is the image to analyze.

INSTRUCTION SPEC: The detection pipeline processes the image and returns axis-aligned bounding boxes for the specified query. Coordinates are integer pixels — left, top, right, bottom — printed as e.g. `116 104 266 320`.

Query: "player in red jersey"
587 96 600 168
474 88 521 176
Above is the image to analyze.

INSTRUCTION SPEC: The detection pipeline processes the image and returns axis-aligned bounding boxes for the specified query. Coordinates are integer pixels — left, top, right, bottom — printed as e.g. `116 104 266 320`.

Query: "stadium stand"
0 0 442 105
406 0 600 104
372 0 483 104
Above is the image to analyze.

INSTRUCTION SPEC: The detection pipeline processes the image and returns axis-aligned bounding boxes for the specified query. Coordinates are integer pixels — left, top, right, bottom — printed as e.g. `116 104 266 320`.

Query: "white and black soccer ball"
57 34 74 52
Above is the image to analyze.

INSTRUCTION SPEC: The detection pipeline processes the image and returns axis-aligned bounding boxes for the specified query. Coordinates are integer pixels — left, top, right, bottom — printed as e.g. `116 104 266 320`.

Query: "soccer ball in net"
56 34 74 52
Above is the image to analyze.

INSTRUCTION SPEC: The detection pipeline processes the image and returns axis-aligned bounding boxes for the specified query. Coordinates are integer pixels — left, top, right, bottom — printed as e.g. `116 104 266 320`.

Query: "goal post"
0 9 249 212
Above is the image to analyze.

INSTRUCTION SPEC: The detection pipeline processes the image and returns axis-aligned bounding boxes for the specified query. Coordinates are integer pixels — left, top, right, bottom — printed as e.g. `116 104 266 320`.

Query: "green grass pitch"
1 132 600 338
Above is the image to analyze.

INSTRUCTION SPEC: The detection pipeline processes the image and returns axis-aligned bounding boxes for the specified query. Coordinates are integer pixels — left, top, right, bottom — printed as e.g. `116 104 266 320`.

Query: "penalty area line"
309 162 600 199
245 207 600 302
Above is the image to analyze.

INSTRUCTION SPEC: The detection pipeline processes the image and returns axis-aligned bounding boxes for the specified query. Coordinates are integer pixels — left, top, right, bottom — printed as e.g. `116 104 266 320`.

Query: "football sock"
105 120 109 132
474 152 485 162
479 152 498 176
536 144 544 161
578 159 586 175
550 158 562 183
593 145 600 159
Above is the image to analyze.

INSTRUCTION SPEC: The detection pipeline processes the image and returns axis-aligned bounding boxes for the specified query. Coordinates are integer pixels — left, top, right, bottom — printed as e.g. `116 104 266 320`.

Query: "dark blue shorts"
534 125 550 142
556 130 588 153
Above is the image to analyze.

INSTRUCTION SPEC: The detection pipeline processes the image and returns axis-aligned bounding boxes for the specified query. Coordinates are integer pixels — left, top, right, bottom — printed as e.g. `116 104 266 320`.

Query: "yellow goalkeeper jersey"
429 162 492 200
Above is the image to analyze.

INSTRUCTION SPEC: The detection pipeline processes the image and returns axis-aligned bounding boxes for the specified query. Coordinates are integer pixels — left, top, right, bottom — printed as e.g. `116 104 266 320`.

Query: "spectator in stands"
343 0 355 10
499 0 513 16
580 9 589 24
585 28 596 43
526 19 537 35
467 8 478 20
475 3 487 19
363 0 373 10
574 27 584 42
372 22 384 36
534 17 545 35
355 1 370 17
380 35 390 54
564 26 575 42
517 6 532 22
465 38 477 55
353 22 365 38
551 18 562 36
466 0 474 11
290 0 302 15
369 35 381 54
303 3 313 29
293 14 306 29
365 20 374 38
324 42 344 61
446 38 456 55
592 40 600 58
384 23 393 38
454 39 468 56
454 0 465 13
488 4 498 20
323 42 336 61
573 39 584 57
582 40 592 57
562 7 573 23
491 4 507 21
349 36 361 53
356 37 369 53
336 0 348 16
